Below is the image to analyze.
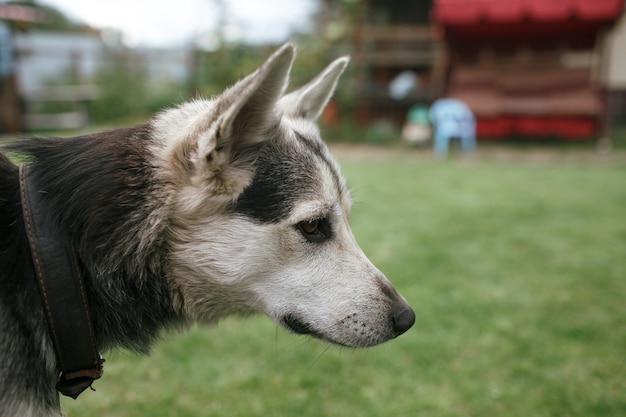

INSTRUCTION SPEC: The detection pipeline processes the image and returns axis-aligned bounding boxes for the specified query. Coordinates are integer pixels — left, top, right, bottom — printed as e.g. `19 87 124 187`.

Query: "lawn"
54 149 626 417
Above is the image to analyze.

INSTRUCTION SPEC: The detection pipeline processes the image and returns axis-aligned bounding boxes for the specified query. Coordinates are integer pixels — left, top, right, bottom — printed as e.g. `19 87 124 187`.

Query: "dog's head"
152 44 414 347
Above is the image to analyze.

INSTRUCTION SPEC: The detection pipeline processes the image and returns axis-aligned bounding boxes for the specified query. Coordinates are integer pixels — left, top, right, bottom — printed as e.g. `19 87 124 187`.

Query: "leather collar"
19 163 104 399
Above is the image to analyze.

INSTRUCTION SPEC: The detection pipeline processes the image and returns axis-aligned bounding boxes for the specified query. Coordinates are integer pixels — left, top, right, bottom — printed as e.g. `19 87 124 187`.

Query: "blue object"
429 98 476 156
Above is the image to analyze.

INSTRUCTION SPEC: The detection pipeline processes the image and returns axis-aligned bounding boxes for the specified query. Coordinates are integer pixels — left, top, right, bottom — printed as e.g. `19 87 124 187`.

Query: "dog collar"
19 163 104 399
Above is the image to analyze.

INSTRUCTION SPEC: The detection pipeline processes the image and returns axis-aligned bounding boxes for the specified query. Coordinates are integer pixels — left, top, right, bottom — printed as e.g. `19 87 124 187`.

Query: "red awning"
433 0 624 25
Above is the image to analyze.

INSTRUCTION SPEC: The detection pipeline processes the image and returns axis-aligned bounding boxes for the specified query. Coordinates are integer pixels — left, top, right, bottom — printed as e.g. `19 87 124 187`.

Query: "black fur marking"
231 131 346 224
231 139 320 223
294 131 345 201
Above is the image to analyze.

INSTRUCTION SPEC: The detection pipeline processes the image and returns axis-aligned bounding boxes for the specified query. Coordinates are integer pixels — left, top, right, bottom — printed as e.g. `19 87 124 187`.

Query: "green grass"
58 152 626 417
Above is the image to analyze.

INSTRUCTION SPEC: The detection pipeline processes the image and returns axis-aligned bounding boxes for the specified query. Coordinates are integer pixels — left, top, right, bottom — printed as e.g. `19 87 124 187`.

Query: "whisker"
308 344 332 370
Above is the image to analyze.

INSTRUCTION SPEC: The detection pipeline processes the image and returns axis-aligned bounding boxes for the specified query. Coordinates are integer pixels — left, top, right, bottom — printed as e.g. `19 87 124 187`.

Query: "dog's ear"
280 56 349 120
214 42 295 147
188 43 295 198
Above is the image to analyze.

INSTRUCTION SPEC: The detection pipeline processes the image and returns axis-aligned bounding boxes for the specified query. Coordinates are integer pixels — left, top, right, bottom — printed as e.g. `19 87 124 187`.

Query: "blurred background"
1 2 625 417
0 0 625 148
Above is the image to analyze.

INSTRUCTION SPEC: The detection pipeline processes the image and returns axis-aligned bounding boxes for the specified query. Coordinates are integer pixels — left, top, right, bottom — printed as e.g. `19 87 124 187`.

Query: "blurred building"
351 0 444 126
0 2 192 133
14 31 103 94
432 0 624 139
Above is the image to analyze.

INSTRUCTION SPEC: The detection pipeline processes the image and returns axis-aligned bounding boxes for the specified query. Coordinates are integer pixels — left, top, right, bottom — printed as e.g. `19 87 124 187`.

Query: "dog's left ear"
280 56 349 120
185 43 295 199
215 43 295 146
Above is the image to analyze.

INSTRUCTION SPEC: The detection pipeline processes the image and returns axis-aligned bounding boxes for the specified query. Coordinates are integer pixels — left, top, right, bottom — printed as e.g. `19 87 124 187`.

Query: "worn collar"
19 163 104 399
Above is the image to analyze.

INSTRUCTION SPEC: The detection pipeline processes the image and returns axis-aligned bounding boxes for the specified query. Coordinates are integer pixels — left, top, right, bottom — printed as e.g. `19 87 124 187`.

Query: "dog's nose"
392 303 415 337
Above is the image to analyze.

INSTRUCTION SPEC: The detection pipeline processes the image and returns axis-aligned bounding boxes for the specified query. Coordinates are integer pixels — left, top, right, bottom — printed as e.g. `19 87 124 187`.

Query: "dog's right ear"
188 43 295 199
279 55 349 120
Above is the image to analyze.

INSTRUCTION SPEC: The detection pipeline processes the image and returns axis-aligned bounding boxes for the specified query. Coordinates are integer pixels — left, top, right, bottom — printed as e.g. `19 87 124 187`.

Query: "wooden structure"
352 0 444 126
433 0 624 139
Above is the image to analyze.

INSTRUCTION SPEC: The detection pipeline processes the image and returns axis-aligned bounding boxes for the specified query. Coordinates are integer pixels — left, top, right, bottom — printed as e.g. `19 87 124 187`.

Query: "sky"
39 0 317 48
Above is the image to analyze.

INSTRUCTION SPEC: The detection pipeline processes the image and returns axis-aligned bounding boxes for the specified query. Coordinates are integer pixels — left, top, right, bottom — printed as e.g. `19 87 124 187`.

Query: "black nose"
392 304 415 337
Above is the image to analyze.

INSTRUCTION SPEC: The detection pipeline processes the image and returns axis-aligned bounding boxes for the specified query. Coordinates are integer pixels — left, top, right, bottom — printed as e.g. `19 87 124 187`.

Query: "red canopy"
433 0 624 46
433 0 623 25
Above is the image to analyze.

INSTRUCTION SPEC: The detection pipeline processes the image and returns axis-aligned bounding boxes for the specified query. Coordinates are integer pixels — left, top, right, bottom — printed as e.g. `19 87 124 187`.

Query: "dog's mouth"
281 314 352 346
283 314 315 335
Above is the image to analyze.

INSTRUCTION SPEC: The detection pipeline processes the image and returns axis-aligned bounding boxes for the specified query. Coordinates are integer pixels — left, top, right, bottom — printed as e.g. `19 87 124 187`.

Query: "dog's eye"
301 219 319 234
297 218 331 243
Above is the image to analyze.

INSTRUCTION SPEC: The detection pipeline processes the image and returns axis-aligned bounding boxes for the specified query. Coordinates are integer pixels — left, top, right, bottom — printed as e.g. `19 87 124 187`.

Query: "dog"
0 43 414 417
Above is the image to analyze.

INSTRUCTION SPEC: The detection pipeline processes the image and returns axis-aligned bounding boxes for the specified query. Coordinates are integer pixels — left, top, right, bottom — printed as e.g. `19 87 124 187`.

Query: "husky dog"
0 44 414 416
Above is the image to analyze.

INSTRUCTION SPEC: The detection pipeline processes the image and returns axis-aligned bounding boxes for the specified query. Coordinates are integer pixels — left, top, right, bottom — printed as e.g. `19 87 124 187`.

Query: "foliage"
189 44 273 99
188 41 353 102
86 50 148 123
89 49 185 124
61 152 626 417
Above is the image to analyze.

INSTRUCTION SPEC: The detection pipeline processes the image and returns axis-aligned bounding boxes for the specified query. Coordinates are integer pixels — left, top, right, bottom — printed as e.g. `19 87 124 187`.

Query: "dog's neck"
10 127 184 353
1 133 183 415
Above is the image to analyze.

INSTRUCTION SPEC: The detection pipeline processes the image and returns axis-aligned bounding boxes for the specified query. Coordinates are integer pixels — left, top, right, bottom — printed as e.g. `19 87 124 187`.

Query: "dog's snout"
392 303 415 337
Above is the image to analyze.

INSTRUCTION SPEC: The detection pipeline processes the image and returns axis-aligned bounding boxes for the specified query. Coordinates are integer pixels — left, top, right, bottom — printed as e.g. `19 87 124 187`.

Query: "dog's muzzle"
282 300 415 347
